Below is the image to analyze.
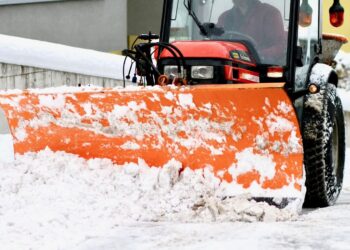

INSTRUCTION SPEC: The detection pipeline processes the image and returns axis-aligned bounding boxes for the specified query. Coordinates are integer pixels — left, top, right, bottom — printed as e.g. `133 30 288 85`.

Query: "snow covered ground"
1 149 350 250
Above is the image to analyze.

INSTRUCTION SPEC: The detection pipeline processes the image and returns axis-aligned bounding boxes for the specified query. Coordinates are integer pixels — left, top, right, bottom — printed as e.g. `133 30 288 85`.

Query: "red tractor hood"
160 40 252 61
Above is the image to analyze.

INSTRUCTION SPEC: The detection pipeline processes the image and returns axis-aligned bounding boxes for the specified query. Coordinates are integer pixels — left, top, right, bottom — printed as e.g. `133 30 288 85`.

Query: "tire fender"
302 82 345 207
309 63 338 87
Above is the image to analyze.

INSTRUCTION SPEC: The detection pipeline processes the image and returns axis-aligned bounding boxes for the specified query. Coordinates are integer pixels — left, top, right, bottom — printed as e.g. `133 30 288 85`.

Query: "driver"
217 0 286 64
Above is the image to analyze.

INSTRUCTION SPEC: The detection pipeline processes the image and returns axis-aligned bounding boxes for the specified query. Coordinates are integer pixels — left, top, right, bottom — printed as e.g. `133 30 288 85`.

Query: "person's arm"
217 10 229 28
260 7 286 62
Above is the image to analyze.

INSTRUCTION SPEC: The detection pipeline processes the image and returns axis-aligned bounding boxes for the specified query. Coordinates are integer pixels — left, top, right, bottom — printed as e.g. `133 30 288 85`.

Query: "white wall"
0 0 127 52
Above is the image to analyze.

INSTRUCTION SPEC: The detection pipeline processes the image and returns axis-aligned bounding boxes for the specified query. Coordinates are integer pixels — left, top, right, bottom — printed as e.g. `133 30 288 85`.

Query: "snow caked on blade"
0 84 304 206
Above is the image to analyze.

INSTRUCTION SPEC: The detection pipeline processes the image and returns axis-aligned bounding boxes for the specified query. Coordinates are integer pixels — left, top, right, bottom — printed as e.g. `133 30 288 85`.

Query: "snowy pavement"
73 194 350 250
68 194 350 249
63 152 350 250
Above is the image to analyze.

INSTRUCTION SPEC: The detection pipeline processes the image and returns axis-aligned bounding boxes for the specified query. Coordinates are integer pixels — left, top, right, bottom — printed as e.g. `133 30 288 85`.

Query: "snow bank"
0 34 131 80
337 88 350 111
335 51 350 90
0 134 14 162
333 51 350 110
343 148 350 192
0 149 298 250
335 50 350 70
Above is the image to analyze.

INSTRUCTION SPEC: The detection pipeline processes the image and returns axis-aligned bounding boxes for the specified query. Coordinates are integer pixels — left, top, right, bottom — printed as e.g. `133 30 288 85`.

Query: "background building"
0 0 163 53
0 1 348 52
127 0 162 39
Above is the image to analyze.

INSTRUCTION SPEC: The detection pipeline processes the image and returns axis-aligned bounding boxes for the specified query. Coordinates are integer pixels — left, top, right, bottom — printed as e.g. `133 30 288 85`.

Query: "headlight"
191 66 214 79
164 65 184 78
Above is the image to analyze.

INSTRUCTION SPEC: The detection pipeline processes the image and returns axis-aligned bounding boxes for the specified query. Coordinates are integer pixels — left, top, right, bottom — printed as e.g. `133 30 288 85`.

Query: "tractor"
123 0 347 207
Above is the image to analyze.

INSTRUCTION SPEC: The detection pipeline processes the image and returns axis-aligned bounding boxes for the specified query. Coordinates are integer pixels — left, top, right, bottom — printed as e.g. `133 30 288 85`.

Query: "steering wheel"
222 31 257 47
219 31 262 63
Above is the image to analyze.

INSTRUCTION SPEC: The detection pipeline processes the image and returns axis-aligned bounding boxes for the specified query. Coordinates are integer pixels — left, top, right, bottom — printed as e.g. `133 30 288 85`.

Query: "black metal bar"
160 0 173 43
286 0 300 92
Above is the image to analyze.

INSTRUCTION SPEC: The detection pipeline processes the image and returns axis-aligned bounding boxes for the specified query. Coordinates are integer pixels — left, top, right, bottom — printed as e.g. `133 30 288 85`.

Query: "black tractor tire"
302 84 345 208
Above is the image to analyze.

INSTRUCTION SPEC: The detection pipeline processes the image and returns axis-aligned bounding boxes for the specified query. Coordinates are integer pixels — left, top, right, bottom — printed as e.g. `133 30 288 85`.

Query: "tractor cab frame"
159 0 322 95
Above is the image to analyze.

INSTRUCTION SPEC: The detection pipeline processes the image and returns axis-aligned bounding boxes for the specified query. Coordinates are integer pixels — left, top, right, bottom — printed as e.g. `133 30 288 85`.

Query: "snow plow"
0 0 347 208
0 85 304 204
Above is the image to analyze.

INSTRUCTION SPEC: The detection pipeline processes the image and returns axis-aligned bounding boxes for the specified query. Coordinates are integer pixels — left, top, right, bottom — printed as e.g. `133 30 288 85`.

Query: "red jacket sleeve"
260 7 286 63
217 10 230 28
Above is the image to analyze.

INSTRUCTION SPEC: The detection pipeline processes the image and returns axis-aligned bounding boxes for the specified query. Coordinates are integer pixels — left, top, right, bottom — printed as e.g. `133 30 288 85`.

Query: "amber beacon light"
329 0 344 27
299 0 313 27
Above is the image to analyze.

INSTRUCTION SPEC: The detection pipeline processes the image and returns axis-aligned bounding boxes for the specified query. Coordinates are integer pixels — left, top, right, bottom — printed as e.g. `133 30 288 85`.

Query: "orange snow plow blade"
0 84 304 202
